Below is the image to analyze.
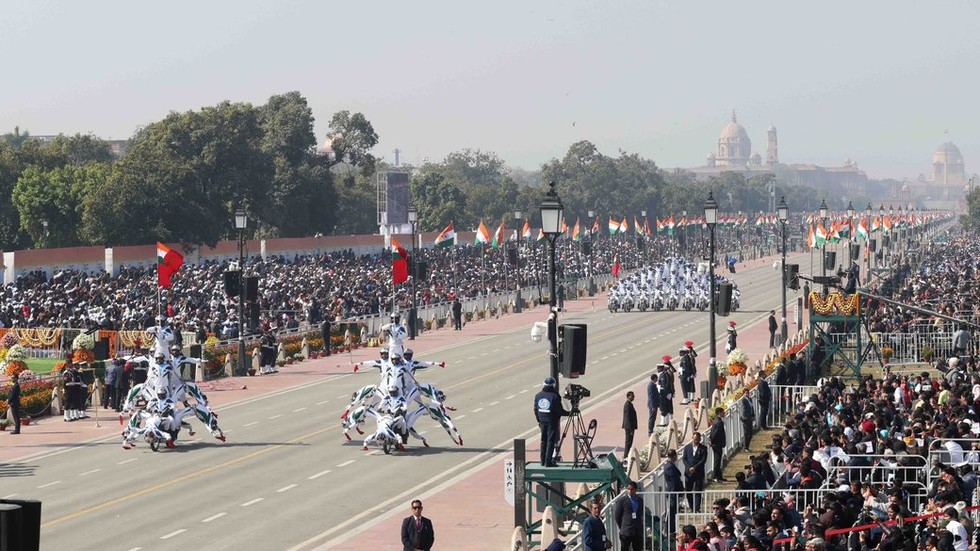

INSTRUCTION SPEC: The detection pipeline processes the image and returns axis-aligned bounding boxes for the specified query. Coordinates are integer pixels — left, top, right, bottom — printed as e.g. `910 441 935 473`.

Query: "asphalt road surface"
2 255 800 550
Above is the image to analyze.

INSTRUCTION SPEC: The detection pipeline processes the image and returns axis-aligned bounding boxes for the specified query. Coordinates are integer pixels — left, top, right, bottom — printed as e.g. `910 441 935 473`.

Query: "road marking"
479 352 489 356
472 408 484 413
127 548 142 551
202 512 226 523
278 484 298 493
317 400 330 405
455 414 467 420
601 356 609 360
2 494 16 499
519 389 529 393
505 395 515 400
610 352 619 356
293 407 307 412
308 470 332 480
336 395 347 399
337 460 355 467
241 498 264 507
161 529 186 539
268 414 283 419
118 458 138 465
244 421 259 427
80 468 101 476
466 356 476 360
38 481 61 489
489 401 500 406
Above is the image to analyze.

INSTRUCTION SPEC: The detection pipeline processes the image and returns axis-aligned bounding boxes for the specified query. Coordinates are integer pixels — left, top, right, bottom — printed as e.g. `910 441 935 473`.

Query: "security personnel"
657 358 675 426
533 376 569 467
260 325 278 374
679 346 696 405
63 360 86 421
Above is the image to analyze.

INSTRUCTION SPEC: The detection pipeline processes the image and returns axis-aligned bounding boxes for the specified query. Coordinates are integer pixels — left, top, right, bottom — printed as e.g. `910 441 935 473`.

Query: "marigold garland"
809 292 859 316
11 327 61 348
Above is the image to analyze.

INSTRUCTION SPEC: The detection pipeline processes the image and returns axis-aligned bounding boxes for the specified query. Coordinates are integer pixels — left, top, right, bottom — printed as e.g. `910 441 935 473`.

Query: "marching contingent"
607 257 740 313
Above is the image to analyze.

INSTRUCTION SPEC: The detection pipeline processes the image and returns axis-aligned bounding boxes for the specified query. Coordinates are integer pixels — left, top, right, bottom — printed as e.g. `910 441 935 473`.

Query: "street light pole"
540 182 565 389
865 202 873 280
408 207 418 340
587 210 595 296
845 201 854 271
514 210 523 314
778 196 789 343
819 199 829 293
641 209 648 267
235 207 247 377
704 192 719 397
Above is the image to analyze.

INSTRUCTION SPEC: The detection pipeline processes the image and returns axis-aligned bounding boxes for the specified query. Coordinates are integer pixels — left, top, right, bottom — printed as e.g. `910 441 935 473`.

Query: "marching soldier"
63 360 86 421
657 357 676 426
260 325 278 375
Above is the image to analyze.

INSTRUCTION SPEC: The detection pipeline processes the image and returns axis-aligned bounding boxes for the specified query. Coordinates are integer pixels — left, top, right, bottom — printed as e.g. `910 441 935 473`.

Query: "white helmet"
387 384 399 396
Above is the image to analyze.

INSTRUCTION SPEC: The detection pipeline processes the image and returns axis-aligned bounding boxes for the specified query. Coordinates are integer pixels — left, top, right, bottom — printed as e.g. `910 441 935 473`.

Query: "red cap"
728 321 737 327
685 341 694 348
662 355 672 363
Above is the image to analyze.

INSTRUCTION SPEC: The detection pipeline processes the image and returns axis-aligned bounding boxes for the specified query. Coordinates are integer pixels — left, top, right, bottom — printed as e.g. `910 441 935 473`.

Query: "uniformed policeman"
679 345 696 405
63 360 86 421
657 358 675 426
533 376 569 467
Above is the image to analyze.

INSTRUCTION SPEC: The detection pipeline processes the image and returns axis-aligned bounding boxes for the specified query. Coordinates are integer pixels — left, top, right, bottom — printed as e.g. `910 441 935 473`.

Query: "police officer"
451 298 463 330
260 325 278 374
63 360 86 421
533 376 569 467
657 359 675 426
679 346 696 405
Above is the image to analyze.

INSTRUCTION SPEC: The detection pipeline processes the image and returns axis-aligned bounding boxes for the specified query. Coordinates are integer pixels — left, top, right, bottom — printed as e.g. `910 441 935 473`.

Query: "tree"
410 166 468 231
0 127 32 149
326 110 379 179
0 142 28 249
13 164 110 247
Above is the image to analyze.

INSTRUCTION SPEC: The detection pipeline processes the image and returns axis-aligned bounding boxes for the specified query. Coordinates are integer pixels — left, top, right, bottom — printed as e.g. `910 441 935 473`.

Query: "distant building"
899 141 974 211
682 112 868 197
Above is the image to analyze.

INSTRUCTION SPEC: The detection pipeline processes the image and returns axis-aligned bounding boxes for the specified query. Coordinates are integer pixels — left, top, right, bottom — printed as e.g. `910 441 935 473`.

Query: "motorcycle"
373 412 409 454
636 294 649 312
681 292 694 311
621 295 635 313
608 296 620 313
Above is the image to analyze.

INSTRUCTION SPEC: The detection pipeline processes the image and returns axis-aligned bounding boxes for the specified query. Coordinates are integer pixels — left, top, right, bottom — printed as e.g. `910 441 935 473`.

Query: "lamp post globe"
235 207 247 377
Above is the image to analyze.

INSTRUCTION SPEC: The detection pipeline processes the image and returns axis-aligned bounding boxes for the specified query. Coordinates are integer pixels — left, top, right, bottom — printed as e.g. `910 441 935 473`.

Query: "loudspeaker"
417 261 428 280
882 235 890 248
223 271 241 298
559 323 587 379
716 282 733 316
824 251 836 270
248 303 260 329
94 339 110 361
849 243 861 262
869 238 877 252
507 247 518 267
786 264 800 290
636 237 644 249
0 499 41 551
581 241 592 256
244 276 259 302
189 344 202 359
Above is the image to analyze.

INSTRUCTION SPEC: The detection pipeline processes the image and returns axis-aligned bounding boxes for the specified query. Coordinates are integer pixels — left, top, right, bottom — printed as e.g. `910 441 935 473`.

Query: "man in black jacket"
708 408 726 482
757 373 772 430
533 377 569 467
613 481 644 551
683 432 708 511
8 374 21 434
622 391 637 454
664 450 683 540
646 373 659 437
768 310 778 348
400 499 434 551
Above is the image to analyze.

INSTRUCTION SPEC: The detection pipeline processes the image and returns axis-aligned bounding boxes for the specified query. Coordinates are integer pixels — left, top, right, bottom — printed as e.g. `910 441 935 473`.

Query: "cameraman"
534 376 569 467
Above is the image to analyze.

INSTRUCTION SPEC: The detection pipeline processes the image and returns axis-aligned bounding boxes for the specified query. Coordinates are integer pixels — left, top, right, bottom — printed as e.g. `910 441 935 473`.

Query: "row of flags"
805 212 938 249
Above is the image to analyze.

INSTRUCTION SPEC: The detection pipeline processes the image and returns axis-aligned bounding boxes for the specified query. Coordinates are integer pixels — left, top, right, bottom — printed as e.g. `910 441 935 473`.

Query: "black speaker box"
507 247 518 267
94 339 110 361
559 323 587 378
244 276 259 302
824 251 837 270
223 271 241 298
716 282 733 316
849 243 861 262
248 303 260 329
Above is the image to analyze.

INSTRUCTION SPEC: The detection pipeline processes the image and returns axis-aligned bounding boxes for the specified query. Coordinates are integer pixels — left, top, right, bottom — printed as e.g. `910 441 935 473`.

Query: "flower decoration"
0 333 19 349
72 332 95 351
809 292 860 316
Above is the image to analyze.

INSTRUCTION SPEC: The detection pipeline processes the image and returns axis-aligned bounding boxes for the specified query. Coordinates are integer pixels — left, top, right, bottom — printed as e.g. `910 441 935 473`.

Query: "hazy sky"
3 1 979 180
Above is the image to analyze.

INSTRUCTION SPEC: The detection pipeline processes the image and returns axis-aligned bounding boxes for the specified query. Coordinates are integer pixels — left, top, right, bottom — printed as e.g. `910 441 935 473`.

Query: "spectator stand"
806 291 870 379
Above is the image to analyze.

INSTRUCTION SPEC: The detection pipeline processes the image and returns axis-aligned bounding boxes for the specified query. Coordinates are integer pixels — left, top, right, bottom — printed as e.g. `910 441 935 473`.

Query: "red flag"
612 255 621 278
391 237 409 284
156 242 184 288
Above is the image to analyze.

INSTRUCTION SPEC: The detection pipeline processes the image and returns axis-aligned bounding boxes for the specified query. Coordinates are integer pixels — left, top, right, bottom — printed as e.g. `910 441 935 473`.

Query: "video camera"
563 383 591 411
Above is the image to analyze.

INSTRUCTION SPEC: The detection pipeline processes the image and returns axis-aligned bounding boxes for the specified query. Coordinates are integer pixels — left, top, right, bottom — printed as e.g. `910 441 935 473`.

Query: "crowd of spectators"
0 227 763 339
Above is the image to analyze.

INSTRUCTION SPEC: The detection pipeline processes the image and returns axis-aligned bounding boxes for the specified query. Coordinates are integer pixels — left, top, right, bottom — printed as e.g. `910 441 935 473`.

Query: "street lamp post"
704 192 719 396
540 182 565 389
641 209 648 267
681 210 687 256
41 220 48 248
514 210 523 313
819 199 829 293
845 201 854 268
407 207 418 340
587 210 596 295
866 202 873 280
778 197 789 343
235 207 247 377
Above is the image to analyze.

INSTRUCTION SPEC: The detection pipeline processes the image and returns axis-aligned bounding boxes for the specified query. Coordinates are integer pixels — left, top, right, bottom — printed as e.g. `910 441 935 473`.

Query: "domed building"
900 139 974 210
931 141 965 184
715 112 752 166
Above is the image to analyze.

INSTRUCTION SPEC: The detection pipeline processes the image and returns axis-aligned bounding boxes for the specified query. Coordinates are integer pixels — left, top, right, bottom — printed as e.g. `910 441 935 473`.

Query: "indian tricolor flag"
815 222 828 247
572 218 581 242
619 217 629 234
807 223 816 250
521 220 531 240
856 219 869 241
434 223 456 249
536 228 546 242
391 237 409 284
608 217 620 235
491 222 505 248
156 242 184 288
474 220 491 245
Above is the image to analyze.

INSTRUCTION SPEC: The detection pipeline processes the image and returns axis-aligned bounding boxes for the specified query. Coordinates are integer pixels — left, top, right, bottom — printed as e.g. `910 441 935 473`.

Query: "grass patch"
28 357 61 374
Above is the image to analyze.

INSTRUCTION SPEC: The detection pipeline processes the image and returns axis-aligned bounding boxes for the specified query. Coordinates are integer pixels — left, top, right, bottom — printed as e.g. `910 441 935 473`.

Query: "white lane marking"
317 400 331 405
293 407 307 412
118 458 138 465
278 484 298 492
492 348 499 353
479 352 489 356
161 529 186 539
455 415 467 420
601 356 609 360
337 460 355 467
489 401 500 406
244 421 259 427
2 494 16 499
417 430 428 435
202 512 226 523
504 345 512 350
472 408 484 413
241 498 264 507
268 414 283 419
38 480 61 489
127 547 142 551
80 468 101 476
505 395 515 400
466 356 477 360
519 389 529 394
309 470 332 480
611 352 619 356
336 395 347 399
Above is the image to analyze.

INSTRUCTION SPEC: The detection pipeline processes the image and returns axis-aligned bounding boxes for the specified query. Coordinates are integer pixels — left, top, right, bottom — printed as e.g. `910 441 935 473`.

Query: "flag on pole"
572 218 581 241
666 216 675 236
536 228 546 242
491 222 505 248
521 220 531 240
644 218 651 236
619 217 629 234
656 218 664 233
591 218 600 235
608 217 620 235
391 237 409 284
157 242 184 288
633 216 642 235
612 255 621 278
434 223 456 249
815 222 828 247
560 218 569 236
856 218 869 241
474 220 491 245
807 223 816 250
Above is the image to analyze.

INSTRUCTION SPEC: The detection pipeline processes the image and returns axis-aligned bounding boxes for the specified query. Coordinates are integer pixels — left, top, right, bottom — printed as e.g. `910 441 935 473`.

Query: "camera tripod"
554 405 596 467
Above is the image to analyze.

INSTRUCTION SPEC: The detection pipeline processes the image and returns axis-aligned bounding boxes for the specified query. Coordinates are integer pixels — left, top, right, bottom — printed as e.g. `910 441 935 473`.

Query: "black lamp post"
705 192 719 395
846 201 854 268
641 209 648 266
778 196 789 343
235 207 247 377
587 210 596 296
514 210 523 314
819 199 828 292
540 181 565 388
681 210 687 256
408 207 418 340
